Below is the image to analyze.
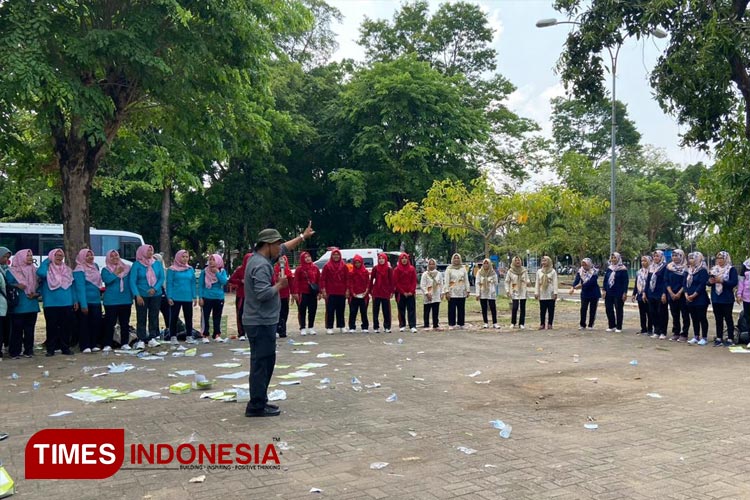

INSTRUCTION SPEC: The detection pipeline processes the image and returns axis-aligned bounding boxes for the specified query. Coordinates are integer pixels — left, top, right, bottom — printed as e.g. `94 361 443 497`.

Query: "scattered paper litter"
291 350 310 354
364 382 381 389
316 353 345 358
584 423 599 430
216 371 250 380
474 380 491 384
268 389 287 401
48 411 73 417
309 488 323 493
457 446 477 455
401 456 420 461
184 348 197 357
536 359 548 364
279 371 315 378
107 363 135 374
466 371 481 377
296 363 327 369
728 346 750 353
370 462 389 470
277 442 293 451
188 474 206 483
230 348 252 354
279 381 301 386
91 372 108 378
128 389 161 398
646 393 663 399
408 431 417 437
174 370 197 376
489 419 512 439
275 365 291 369
199 353 213 358
213 363 242 368
231 383 250 390
290 341 318 346
138 355 165 361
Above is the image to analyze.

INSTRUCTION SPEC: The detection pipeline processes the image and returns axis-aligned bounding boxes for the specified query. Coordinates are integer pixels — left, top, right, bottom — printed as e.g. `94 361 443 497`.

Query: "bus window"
40 235 64 255
0 233 40 254
90 235 102 255
100 235 119 256
120 237 140 261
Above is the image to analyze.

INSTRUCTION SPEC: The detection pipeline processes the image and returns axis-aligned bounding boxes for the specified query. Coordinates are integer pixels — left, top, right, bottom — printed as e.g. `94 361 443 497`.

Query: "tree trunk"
160 183 172 266
60 155 95 262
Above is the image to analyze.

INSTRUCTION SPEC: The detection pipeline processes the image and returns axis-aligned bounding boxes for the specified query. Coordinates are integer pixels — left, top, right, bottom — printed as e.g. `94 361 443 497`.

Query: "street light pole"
535 19 666 256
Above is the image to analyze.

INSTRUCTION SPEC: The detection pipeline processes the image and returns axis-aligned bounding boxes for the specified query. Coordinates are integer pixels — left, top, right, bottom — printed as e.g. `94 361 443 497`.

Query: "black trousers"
298 293 317 329
236 296 245 336
135 295 161 340
104 303 132 347
77 303 102 351
579 298 597 328
1 314 10 351
276 298 288 336
480 298 497 324
668 298 690 335
10 312 37 357
687 305 709 339
448 297 466 326
202 298 225 337
423 302 439 328
170 301 193 339
637 297 652 333
511 299 527 326
397 294 416 328
713 302 735 340
348 297 369 330
325 294 346 329
44 306 73 354
604 295 624 330
245 324 276 412
372 297 391 330
648 298 668 335
539 299 555 326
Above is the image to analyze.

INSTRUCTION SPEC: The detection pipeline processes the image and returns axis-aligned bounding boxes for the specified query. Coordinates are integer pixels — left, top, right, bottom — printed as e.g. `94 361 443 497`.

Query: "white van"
314 248 383 271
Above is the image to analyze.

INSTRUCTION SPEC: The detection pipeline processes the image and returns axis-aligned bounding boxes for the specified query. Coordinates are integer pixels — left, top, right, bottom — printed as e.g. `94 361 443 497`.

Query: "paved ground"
2 295 750 500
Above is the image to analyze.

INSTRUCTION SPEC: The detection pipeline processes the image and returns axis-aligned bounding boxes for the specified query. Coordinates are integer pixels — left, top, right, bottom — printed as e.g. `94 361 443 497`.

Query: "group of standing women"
2 244 229 358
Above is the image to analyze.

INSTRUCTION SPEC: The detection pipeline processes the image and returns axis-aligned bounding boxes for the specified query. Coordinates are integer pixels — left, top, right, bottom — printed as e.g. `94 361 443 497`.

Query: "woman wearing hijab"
37 248 76 356
73 248 103 353
167 249 198 343
393 252 418 333
6 249 40 358
321 248 348 334
570 258 601 330
101 249 132 351
370 252 394 333
271 254 293 338
665 249 690 341
445 253 470 330
631 255 653 335
420 258 443 330
684 252 710 345
129 244 165 349
229 252 252 340
535 256 558 330
736 259 750 343
347 254 370 333
603 252 629 333
710 250 738 346
199 254 229 341
293 251 320 335
505 256 530 329
643 250 668 339
476 258 499 329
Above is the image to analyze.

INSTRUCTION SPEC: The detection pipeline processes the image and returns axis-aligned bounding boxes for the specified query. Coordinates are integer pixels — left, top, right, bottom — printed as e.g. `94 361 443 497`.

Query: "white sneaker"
399 327 406 332
186 338 198 344
326 329 334 335
82 348 92 354
410 327 417 333
147 338 160 348
493 324 500 329
309 329 317 335
202 337 210 344
362 329 369 333
449 326 455 331
658 334 667 340
121 344 132 350
102 346 112 352
134 341 146 350
92 347 101 352
384 329 391 333
483 323 489 329
300 328 307 336
615 329 622 333
238 335 246 341
171 337 179 345
213 337 223 343
338 328 345 334
520 325 526 330
373 328 380 333
697 338 707 346
605 328 614 332
687 337 698 345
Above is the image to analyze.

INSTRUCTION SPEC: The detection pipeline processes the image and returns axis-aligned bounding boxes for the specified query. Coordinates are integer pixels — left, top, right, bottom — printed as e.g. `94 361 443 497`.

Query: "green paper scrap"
296 363 328 370
213 363 242 368
65 388 160 403
185 348 197 357
729 346 750 353
275 364 291 369
276 374 301 379
316 353 345 358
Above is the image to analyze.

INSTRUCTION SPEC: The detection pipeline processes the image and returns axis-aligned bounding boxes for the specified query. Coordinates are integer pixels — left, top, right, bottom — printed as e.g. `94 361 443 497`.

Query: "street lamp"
536 19 666 255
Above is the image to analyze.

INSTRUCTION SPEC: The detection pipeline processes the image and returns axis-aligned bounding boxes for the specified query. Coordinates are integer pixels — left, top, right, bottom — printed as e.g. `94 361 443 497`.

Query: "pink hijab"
204 254 224 288
169 250 191 272
136 244 157 287
105 249 131 292
74 248 101 287
9 249 37 295
45 248 73 290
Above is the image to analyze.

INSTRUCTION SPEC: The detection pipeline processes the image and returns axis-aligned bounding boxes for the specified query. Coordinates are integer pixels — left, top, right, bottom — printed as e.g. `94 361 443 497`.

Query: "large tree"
553 0 750 146
0 0 309 257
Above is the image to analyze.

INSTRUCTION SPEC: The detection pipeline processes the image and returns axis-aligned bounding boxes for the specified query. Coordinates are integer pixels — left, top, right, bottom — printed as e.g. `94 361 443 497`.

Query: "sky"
327 0 711 169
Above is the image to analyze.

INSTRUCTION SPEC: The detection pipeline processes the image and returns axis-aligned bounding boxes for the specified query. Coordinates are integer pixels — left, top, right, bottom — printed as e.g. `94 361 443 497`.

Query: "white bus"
0 223 145 268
